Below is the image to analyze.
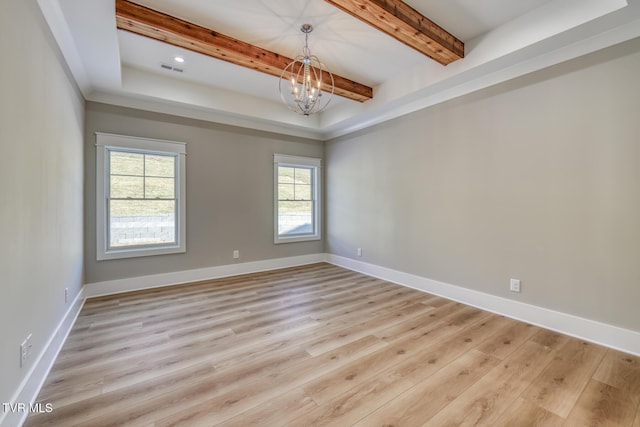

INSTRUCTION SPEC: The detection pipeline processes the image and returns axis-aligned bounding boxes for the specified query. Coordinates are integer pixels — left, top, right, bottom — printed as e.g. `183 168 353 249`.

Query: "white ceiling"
39 0 640 140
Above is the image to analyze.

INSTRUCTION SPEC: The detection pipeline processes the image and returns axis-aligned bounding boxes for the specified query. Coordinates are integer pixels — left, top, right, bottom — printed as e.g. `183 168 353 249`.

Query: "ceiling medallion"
279 24 334 116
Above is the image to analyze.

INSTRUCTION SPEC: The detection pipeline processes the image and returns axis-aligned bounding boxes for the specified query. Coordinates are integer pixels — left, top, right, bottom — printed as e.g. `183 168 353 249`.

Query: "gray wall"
326 37 640 332
0 0 84 409
84 103 324 284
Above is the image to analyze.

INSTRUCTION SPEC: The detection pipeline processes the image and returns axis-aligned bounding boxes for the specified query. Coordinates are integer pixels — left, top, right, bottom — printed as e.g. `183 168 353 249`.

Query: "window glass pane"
146 154 175 178
110 199 175 216
110 151 143 175
278 201 313 235
295 184 311 201
278 166 295 183
110 175 144 198
295 168 311 184
146 177 175 199
278 183 295 200
109 199 176 247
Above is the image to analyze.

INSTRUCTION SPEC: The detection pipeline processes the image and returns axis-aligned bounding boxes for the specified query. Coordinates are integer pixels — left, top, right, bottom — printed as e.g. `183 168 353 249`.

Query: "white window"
274 154 321 244
96 133 186 260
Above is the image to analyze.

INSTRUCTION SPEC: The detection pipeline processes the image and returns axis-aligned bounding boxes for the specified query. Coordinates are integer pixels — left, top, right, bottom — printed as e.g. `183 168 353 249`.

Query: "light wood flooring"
26 263 640 426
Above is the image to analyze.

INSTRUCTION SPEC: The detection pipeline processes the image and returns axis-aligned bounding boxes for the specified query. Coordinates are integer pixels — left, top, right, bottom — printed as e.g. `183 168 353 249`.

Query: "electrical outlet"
65 288 69 303
20 334 32 368
510 278 521 293
357 247 362 257
233 250 239 259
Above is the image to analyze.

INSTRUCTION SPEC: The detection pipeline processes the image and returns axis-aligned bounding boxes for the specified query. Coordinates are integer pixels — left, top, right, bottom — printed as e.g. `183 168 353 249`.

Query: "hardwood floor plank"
24 362 217 427
293 316 513 426
373 300 459 343
445 305 490 327
50 323 231 373
389 314 512 386
353 349 500 427
476 319 537 360
105 338 309 395
217 387 318 427
423 339 559 426
529 328 571 350
302 335 423 406
303 301 432 356
492 397 565 427
301 306 483 403
54 331 172 366
152 335 389 426
34 377 103 410
87 349 313 427
40 328 236 393
593 349 640 406
218 336 388 426
520 338 607 417
302 312 505 407
293 369 417 427
25 263 638 426
564 378 637 426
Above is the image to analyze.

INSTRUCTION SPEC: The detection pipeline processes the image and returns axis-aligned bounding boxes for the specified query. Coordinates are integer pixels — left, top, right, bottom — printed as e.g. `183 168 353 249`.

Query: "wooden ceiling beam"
115 0 373 102
324 0 464 65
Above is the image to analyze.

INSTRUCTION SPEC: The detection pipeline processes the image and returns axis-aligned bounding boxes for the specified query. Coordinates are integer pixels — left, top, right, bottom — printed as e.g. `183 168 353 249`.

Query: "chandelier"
279 24 334 116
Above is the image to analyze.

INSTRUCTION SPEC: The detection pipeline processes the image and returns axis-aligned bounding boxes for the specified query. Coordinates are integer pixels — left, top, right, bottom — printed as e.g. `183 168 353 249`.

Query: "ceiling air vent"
160 63 184 73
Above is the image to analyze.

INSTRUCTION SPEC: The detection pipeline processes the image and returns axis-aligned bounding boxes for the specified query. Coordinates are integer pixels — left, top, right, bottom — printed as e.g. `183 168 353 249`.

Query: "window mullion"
142 154 146 200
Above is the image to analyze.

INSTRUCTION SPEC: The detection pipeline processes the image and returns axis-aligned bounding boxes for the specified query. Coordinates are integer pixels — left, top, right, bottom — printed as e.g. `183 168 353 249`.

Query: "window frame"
273 154 322 244
96 133 186 260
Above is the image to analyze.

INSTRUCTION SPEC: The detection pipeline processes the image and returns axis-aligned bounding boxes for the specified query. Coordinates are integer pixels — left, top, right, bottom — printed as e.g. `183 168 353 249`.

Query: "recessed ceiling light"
174 56 185 63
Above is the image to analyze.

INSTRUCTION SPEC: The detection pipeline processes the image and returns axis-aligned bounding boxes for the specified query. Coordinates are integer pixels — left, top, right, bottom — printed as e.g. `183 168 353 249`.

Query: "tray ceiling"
39 0 640 139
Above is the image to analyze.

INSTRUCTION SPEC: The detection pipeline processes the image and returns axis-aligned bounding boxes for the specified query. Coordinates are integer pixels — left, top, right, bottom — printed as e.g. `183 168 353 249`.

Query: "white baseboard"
327 254 640 357
1 289 85 427
84 253 327 298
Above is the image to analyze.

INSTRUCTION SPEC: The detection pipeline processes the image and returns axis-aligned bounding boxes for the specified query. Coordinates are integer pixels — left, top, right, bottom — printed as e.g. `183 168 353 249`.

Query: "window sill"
274 234 321 244
97 245 185 261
